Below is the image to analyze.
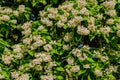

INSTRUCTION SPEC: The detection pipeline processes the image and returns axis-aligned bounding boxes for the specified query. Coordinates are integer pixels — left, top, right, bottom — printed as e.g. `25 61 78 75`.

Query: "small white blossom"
100 26 110 35
70 65 80 72
44 44 52 52
94 69 103 76
18 5 25 13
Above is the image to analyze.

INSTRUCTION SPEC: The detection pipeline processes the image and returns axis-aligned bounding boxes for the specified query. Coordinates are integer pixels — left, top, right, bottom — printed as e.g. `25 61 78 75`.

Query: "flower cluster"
0 0 120 80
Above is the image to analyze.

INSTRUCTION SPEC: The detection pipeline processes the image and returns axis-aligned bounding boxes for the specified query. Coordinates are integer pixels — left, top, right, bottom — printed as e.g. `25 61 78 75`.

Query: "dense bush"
0 0 120 80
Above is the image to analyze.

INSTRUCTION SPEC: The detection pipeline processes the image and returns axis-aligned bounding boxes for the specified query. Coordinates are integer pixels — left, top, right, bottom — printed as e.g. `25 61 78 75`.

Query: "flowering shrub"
0 0 120 80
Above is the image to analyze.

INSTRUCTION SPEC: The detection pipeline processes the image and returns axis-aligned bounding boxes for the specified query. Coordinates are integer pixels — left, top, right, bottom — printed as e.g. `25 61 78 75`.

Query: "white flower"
72 48 82 56
89 0 98 5
71 9 78 16
83 45 89 50
15 53 23 59
106 19 114 25
60 15 67 23
117 30 120 37
2 15 10 21
63 44 70 50
42 53 52 62
21 21 32 30
88 17 94 24
2 55 13 64
31 39 46 50
11 71 20 79
77 53 87 61
103 1 115 10
39 10 46 17
67 19 76 28
59 3 73 12
12 44 21 53
100 56 109 62
88 24 96 31
117 23 120 30
22 28 31 35
77 25 90 35
32 58 42 65
17 74 29 80
38 25 44 31
22 37 32 45
106 10 116 17
44 44 52 52
40 74 55 80
57 21 64 28
67 57 74 65
78 0 86 8
47 8 58 14
70 65 80 72
94 69 103 76
4 8 12 14
41 17 53 26
18 5 25 13
100 26 110 35
97 14 103 20
80 7 89 15
13 10 19 17
48 13 56 19
63 33 71 42
0 74 5 79
74 16 83 24
33 35 41 42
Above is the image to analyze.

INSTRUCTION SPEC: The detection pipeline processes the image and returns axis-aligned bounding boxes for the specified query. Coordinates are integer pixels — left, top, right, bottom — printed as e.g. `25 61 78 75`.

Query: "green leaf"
63 25 68 29
11 25 17 28
50 49 57 55
24 14 30 20
28 50 34 56
103 34 109 43
0 70 10 79
89 35 95 41
56 67 65 71
77 70 86 76
86 58 94 62
88 75 92 80
55 43 62 46
43 36 51 40
52 0 58 4
39 0 47 5
0 34 3 37
56 76 64 80
40 29 48 34
0 39 10 47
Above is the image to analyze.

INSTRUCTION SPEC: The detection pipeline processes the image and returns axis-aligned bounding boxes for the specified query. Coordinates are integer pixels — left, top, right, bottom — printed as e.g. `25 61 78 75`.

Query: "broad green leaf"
56 76 64 80
50 49 57 55
77 70 86 76
24 14 30 20
56 67 65 71
86 58 94 62
28 50 34 56
55 43 62 46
